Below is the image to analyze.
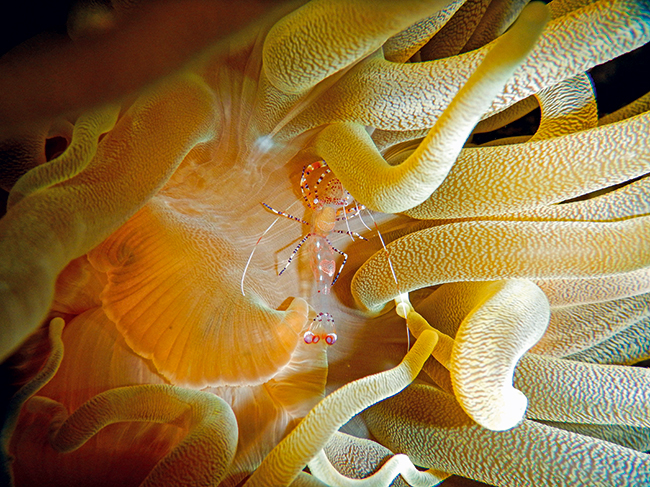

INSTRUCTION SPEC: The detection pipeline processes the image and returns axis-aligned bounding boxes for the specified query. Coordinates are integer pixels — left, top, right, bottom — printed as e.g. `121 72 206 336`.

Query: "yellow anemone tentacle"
529 72 596 141
290 0 649 135
308 448 448 487
534 267 650 308
403 112 650 220
364 383 650 486
531 292 650 357
383 0 465 63
567 315 650 365
450 280 550 431
7 104 120 209
517 353 650 428
262 0 452 95
352 218 650 312
314 2 549 213
322 431 437 482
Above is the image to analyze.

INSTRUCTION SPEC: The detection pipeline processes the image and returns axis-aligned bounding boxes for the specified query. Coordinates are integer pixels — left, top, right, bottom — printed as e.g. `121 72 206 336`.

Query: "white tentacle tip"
394 293 412 318
475 387 528 432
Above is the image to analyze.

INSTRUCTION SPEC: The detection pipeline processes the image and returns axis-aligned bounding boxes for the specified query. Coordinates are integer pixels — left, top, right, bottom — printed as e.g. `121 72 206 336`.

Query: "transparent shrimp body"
308 233 337 295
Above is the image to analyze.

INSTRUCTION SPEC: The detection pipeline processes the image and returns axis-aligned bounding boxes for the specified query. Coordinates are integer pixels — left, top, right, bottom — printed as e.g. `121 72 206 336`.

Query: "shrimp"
246 160 405 347
263 161 366 291
256 160 367 345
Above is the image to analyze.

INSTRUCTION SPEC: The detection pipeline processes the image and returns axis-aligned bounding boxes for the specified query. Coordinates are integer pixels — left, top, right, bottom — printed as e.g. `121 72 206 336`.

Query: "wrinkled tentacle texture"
363 384 650 487
314 1 549 213
1 0 650 486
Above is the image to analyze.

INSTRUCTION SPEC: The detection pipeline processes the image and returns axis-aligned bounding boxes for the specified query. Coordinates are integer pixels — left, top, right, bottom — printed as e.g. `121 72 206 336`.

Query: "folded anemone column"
0 74 218 362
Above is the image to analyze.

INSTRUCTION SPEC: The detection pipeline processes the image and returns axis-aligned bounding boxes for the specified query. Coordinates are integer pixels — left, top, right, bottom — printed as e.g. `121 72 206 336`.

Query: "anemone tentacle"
363 384 650 487
29 385 238 487
567 315 650 365
404 111 650 220
287 0 650 134
1 318 64 487
313 2 549 213
7 105 120 209
353 217 650 311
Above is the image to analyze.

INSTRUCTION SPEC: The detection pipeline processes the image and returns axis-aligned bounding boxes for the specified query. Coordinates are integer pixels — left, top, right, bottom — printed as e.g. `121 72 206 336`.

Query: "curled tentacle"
313 2 549 213
28 385 238 487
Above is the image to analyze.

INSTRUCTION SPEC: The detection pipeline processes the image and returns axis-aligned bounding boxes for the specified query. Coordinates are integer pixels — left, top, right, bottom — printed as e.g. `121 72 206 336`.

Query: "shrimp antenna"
366 211 410 351
241 201 299 296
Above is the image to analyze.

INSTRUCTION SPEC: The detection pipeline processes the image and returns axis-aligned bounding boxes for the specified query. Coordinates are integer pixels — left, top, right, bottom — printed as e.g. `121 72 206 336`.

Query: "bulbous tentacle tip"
449 280 550 431
477 388 529 432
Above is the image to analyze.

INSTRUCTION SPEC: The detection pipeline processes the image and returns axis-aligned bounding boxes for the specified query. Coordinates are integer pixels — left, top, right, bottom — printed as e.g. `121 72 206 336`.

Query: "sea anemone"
1 0 649 486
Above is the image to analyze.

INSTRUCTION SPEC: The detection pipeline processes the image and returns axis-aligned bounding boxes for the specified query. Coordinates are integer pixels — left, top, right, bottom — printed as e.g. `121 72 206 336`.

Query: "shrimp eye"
325 333 337 345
